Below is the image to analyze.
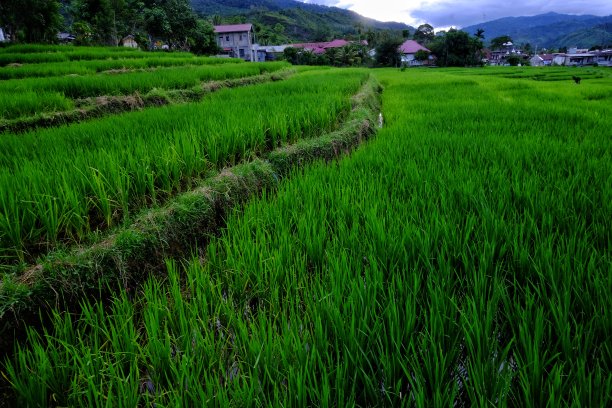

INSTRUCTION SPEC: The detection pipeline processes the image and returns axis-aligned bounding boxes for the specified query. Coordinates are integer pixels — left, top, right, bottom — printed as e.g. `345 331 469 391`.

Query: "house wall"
595 54 612 67
123 39 138 48
401 53 429 66
217 31 254 61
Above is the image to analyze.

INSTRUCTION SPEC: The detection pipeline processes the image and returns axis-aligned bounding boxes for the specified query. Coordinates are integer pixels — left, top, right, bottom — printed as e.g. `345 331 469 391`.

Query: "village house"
214 24 258 62
487 41 525 65
290 39 356 54
121 35 138 48
530 55 544 66
398 40 431 66
0 28 5 42
595 49 612 67
257 45 289 61
57 32 76 43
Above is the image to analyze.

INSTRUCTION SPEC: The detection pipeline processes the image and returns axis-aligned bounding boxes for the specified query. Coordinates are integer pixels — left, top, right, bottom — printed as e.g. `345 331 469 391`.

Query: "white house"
530 55 544 66
121 35 138 48
595 50 612 67
214 24 256 62
398 40 431 66
552 54 567 65
0 28 6 42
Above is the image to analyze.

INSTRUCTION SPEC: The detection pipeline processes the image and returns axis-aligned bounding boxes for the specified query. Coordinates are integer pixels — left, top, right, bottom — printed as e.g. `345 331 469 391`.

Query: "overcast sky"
299 0 612 28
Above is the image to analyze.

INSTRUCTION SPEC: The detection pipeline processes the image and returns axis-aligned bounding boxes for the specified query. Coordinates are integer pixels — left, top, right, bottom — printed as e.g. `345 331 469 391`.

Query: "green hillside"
190 0 412 42
462 12 612 49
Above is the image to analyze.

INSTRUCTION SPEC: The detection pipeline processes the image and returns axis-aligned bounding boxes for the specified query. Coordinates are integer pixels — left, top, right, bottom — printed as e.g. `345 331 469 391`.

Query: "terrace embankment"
0 75 381 359
0 69 294 134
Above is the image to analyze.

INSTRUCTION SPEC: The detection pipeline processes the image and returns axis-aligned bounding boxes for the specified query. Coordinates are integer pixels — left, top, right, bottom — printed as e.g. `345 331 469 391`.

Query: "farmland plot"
0 69 368 264
4 67 610 406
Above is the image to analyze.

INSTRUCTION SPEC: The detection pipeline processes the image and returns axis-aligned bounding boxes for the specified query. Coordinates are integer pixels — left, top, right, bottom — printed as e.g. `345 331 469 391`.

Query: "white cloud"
296 0 612 28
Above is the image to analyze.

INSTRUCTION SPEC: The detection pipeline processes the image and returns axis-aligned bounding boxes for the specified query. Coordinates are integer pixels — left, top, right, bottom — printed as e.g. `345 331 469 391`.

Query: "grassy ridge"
4 68 609 406
0 69 368 263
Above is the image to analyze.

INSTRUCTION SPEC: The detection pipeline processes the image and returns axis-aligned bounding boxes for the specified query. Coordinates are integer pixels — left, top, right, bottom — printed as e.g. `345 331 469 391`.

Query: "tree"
375 37 403 67
283 47 299 64
506 54 521 66
0 0 63 43
429 29 483 67
67 0 216 52
490 35 512 50
413 24 434 45
414 49 430 63
474 28 485 39
188 20 218 55
521 42 532 54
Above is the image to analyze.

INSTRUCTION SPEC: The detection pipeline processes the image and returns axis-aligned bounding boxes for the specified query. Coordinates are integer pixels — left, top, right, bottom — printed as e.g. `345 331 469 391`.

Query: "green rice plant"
4 67 610 406
0 56 243 80
0 62 289 103
0 90 73 120
0 69 367 262
0 46 195 66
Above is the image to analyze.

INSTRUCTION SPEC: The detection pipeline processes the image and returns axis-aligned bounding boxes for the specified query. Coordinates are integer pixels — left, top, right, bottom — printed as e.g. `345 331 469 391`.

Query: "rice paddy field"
0 45 610 407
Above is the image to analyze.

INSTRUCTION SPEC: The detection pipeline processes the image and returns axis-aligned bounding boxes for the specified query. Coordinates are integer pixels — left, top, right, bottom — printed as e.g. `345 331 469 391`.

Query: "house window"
239 49 245 58
226 35 230 41
239 34 243 41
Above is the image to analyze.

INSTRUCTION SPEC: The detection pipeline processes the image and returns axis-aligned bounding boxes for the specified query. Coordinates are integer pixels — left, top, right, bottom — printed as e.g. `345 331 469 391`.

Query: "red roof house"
291 39 356 54
398 40 431 66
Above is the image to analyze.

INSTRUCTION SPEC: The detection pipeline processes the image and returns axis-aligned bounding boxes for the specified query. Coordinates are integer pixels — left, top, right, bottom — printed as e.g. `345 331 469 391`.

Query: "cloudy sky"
299 0 612 28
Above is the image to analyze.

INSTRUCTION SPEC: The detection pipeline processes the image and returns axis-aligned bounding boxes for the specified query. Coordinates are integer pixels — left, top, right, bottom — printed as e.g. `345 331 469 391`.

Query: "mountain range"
461 12 612 49
190 0 412 42
190 2 611 50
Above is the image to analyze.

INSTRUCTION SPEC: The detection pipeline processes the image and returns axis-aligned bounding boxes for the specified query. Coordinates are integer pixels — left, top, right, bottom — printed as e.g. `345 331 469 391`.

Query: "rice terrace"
0 42 610 407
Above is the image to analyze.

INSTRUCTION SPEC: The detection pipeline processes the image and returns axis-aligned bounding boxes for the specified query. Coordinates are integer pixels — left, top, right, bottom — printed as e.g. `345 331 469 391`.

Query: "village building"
0 28 5 42
398 40 431 66
530 55 545 66
57 32 76 43
595 50 612 67
214 24 258 62
291 39 354 54
257 45 289 61
121 35 138 48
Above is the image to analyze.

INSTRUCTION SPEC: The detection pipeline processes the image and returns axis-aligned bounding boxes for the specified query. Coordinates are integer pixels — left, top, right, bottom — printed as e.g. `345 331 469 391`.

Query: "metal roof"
214 24 253 34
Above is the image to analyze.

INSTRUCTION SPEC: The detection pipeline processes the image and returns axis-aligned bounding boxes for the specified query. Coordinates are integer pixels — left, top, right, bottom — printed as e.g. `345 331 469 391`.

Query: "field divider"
0 68 295 134
0 75 381 356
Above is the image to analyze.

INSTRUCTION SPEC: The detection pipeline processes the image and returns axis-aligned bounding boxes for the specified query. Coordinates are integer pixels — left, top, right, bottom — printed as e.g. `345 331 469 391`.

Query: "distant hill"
462 12 612 49
190 0 412 42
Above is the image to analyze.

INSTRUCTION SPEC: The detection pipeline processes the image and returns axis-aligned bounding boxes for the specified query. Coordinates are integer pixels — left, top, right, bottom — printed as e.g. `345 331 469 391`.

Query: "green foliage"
68 0 217 52
490 35 513 50
375 37 403 67
506 54 522 66
187 19 219 55
413 23 435 45
0 0 63 43
429 29 484 67
414 49 430 62
462 13 612 49
194 0 412 44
